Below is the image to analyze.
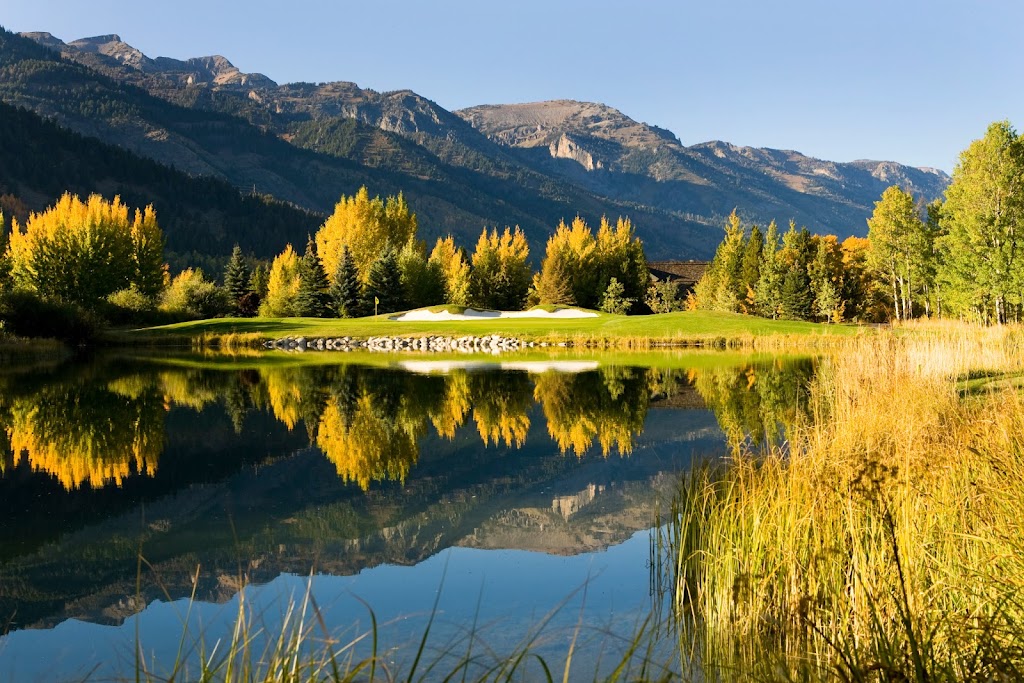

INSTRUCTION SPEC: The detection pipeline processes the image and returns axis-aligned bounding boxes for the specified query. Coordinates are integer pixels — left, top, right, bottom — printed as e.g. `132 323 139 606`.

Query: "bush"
0 289 99 344
160 269 231 320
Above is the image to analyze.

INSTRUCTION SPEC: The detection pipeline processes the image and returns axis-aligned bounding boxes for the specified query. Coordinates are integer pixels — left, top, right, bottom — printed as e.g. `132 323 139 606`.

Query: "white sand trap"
392 307 598 322
400 360 599 375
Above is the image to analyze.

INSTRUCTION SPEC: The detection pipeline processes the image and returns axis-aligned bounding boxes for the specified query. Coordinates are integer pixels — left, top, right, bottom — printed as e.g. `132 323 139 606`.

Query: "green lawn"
114 309 866 347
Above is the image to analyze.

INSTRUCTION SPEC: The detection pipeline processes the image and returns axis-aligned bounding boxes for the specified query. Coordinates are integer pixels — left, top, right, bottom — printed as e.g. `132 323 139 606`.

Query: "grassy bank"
109 309 864 350
669 324 1024 680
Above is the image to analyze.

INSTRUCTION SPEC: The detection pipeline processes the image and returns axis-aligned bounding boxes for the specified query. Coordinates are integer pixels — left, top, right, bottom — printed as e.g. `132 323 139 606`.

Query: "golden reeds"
671 323 1024 681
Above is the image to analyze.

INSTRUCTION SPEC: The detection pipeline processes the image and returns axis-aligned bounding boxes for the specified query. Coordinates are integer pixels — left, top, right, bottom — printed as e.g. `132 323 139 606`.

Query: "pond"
0 351 813 681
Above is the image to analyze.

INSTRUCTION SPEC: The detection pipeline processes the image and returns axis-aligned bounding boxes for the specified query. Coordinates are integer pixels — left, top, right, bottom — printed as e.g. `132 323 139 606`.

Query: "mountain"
4 29 713 259
5 29 950 261
458 100 950 233
0 100 319 265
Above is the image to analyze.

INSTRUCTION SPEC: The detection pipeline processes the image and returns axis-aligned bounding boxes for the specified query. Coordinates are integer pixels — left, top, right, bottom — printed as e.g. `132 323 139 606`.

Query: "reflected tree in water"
690 359 814 450
469 371 533 448
534 367 649 457
1 376 165 489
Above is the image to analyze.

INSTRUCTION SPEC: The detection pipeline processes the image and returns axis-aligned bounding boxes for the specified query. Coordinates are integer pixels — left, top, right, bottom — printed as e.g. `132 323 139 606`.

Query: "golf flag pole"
374 296 379 317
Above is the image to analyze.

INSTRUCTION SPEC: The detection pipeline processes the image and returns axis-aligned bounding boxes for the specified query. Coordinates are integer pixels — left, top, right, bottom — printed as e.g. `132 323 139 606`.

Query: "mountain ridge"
7 29 951 259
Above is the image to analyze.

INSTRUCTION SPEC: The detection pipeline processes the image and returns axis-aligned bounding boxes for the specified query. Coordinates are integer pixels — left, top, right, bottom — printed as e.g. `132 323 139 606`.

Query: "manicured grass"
112 309 865 348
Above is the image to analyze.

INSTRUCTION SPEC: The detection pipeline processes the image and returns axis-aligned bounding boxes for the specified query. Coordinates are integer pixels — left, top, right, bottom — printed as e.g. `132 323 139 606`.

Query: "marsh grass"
668 323 1024 681
129 565 679 683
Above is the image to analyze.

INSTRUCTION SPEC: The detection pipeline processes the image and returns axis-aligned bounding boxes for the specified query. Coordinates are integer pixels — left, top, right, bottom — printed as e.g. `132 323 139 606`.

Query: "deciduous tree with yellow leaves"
5 193 164 307
315 187 417 284
469 226 531 310
259 244 301 317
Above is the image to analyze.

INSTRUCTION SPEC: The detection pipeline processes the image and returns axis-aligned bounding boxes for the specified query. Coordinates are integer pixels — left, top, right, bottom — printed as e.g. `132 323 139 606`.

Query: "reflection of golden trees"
428 371 471 439
317 393 420 491
4 383 164 490
470 373 532 448
534 368 648 457
689 359 814 450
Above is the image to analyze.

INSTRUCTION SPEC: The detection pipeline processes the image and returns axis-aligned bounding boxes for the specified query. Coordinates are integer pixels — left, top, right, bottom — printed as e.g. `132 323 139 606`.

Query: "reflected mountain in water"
0 353 813 632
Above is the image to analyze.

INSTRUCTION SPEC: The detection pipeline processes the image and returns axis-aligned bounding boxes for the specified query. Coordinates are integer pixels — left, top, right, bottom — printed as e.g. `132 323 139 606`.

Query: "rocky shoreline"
264 335 564 353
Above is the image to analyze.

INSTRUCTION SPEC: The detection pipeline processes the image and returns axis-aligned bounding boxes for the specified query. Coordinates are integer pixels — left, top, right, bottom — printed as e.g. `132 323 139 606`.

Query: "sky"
3 0 1022 172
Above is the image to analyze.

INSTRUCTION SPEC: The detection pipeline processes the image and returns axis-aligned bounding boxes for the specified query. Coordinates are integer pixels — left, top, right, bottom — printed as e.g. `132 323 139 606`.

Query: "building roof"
647 260 710 285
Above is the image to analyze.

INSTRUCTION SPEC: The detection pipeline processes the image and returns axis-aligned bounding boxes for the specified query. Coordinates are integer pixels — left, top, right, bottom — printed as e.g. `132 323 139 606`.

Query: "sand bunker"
400 361 600 374
392 307 598 322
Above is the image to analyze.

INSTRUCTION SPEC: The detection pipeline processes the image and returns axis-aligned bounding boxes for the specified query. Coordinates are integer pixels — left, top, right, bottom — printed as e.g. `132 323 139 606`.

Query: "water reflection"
0 356 814 493
0 350 817 676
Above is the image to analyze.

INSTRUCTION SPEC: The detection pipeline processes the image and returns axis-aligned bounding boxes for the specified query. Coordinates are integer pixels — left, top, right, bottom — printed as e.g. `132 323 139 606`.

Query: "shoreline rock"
265 335 545 354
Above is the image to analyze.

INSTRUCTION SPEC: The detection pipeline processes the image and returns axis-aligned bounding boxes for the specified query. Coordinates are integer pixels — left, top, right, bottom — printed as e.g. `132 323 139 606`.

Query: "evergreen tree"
599 277 633 315
693 210 746 312
397 238 444 308
330 245 363 317
362 248 404 315
249 263 270 299
754 221 783 318
778 225 813 320
223 244 251 312
739 224 764 312
296 236 331 317
809 236 844 322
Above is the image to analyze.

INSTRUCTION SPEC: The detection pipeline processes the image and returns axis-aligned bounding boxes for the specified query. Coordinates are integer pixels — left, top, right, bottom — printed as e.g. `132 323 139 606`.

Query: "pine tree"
296 236 331 317
249 263 270 299
330 245 363 317
739 224 763 312
754 221 783 318
778 225 813 320
397 238 444 308
693 210 746 312
362 248 404 315
223 244 251 312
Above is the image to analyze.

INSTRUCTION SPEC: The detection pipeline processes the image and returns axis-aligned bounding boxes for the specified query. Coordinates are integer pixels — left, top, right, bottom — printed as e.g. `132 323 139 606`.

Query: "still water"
0 351 812 681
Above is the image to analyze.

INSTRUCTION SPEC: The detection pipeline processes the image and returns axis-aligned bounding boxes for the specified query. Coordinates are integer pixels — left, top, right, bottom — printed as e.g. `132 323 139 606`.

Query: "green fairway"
114 309 866 347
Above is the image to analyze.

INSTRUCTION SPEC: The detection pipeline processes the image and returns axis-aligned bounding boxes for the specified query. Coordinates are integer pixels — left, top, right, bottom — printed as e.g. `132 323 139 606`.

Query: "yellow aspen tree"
316 187 418 284
259 244 301 317
428 235 471 306
7 193 165 306
469 226 531 310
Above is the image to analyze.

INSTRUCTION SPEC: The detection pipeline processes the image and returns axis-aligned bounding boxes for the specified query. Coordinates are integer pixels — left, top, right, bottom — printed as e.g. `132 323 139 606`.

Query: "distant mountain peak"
21 31 277 88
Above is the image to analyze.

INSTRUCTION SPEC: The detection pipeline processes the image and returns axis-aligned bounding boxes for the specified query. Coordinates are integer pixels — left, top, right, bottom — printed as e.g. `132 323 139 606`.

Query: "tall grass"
130 574 678 683
669 323 1024 681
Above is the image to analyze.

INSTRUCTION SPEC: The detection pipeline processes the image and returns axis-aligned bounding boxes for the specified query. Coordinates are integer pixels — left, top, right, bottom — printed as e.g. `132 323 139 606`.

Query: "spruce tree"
250 264 270 299
739 224 763 311
330 245 363 317
362 248 405 315
296 236 331 317
223 244 251 312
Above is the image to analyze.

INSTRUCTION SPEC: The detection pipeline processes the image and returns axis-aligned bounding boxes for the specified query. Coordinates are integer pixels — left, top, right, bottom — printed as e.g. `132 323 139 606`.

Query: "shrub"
160 269 230 320
0 289 99 343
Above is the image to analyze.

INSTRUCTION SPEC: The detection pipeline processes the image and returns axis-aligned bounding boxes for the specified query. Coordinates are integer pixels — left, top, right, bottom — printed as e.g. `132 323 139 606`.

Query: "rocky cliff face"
458 100 950 234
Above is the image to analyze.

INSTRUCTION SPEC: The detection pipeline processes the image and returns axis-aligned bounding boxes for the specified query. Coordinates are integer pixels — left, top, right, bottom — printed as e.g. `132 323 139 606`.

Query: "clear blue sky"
4 0 1021 172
